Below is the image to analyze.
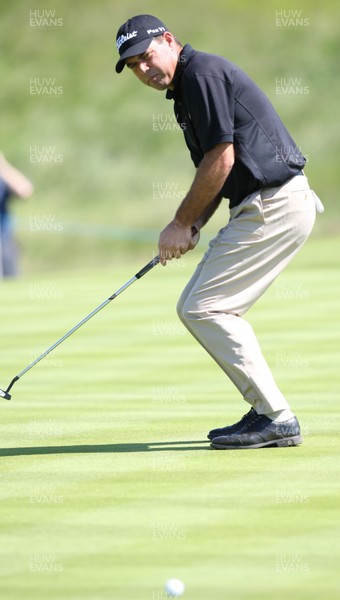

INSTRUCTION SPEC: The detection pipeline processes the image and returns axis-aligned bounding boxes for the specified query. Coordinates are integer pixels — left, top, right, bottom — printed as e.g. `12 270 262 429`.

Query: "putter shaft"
2 255 159 399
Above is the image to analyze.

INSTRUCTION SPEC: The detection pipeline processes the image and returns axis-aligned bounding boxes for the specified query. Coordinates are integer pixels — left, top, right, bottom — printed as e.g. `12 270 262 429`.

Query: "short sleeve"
182 74 235 154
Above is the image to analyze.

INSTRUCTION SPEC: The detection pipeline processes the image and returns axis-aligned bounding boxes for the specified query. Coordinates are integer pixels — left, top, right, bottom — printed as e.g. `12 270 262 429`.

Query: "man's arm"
194 193 223 231
0 152 34 198
158 142 234 264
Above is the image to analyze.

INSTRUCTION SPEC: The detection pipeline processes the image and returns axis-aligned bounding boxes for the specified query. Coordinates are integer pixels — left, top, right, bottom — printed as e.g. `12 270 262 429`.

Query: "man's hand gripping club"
157 143 234 265
158 221 200 266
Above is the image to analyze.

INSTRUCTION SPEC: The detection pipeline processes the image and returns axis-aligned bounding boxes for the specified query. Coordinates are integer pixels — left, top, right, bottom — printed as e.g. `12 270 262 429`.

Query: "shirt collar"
166 44 196 100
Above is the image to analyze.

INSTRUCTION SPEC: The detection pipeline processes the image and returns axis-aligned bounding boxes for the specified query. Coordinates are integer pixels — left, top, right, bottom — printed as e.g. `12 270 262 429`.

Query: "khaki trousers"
177 175 316 415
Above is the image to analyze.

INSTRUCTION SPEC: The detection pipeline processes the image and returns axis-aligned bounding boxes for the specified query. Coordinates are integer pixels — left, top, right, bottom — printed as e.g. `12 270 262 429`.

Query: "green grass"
1 236 340 599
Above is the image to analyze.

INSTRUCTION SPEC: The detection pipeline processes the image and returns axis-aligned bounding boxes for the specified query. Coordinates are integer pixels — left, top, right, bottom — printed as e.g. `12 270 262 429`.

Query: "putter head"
0 388 11 401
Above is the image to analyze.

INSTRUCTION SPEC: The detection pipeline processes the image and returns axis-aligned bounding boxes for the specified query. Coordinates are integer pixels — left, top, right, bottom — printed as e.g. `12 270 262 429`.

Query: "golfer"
115 15 323 449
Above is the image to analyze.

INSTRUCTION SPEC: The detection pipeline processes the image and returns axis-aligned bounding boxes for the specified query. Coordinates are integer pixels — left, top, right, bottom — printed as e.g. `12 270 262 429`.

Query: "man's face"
125 34 179 91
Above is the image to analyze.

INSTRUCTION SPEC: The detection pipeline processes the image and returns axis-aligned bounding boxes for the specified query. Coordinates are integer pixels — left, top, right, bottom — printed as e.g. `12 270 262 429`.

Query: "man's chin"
148 77 168 90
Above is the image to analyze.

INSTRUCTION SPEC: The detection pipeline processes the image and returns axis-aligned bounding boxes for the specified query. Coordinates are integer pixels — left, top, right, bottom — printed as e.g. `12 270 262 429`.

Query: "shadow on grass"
0 440 210 457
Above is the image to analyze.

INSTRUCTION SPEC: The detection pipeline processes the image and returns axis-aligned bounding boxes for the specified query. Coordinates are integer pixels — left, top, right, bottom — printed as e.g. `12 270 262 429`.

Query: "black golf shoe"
207 407 257 441
210 413 303 450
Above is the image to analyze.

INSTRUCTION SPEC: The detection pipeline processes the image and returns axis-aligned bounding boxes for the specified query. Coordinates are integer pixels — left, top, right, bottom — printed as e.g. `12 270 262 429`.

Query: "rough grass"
0 0 339 272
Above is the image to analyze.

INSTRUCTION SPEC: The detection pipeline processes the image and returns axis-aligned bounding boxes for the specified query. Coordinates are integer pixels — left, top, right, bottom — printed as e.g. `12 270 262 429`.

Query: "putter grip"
135 256 160 279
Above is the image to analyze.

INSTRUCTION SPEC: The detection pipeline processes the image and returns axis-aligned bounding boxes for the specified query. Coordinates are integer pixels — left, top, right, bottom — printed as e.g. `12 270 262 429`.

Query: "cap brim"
115 38 152 73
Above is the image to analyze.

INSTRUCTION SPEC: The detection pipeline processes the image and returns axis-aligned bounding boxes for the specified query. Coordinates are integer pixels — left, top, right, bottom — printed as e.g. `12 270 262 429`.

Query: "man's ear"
163 31 176 47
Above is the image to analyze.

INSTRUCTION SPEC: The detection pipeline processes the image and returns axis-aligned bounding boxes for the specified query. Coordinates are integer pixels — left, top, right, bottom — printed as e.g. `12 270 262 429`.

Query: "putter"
0 255 160 401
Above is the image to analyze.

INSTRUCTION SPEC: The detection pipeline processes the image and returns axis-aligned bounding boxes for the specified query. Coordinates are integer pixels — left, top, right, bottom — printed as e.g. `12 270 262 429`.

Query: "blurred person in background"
0 152 33 278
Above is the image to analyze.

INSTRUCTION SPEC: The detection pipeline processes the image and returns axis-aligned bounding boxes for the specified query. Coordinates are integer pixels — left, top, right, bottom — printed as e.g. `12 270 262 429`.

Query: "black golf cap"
115 14 168 73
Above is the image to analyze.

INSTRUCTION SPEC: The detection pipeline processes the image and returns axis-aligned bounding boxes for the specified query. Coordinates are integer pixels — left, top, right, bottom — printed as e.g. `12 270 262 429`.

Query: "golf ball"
165 578 185 597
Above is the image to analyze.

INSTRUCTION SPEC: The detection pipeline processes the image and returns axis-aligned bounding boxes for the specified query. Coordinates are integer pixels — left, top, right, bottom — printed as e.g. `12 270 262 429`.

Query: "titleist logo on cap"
116 30 138 51
116 25 166 52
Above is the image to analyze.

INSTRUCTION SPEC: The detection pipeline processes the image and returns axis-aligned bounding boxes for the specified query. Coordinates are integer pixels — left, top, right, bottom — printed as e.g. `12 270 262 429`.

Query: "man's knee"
176 294 187 322
178 293 242 324
177 294 205 323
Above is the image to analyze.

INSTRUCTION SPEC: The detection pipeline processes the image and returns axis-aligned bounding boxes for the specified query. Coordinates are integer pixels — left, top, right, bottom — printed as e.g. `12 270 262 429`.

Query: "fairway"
0 236 339 599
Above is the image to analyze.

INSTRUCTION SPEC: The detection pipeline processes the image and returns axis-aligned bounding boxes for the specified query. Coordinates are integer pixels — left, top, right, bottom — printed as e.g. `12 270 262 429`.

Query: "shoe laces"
239 407 255 422
240 413 262 432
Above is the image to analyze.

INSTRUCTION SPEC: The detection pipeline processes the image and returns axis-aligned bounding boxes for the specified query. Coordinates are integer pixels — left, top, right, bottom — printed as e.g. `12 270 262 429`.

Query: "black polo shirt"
166 45 305 207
